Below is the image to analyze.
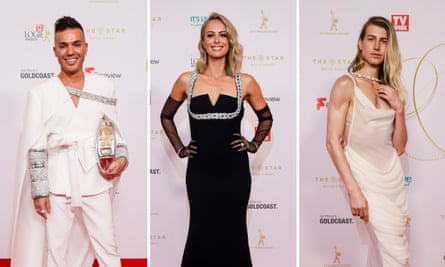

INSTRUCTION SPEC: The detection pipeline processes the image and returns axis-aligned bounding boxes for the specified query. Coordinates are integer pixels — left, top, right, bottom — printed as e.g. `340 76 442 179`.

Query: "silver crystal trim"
66 86 117 106
187 71 243 120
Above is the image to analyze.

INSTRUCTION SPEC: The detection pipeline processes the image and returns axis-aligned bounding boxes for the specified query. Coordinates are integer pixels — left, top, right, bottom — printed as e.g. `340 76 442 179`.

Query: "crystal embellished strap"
187 71 243 120
66 86 117 106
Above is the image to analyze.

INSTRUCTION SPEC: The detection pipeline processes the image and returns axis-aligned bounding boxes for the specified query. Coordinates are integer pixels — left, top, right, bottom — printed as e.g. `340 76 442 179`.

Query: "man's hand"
34 196 50 219
99 158 127 180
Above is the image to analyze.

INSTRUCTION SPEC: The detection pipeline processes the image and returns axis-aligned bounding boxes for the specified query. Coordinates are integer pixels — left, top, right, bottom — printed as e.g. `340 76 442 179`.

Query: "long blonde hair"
348 16 405 102
195 12 243 76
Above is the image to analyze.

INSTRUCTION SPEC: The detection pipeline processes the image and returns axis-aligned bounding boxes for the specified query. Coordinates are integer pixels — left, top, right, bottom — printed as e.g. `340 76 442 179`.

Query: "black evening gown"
181 74 252 267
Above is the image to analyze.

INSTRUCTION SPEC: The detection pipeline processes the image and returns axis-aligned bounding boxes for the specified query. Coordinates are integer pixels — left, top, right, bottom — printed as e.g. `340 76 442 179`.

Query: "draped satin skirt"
345 147 409 267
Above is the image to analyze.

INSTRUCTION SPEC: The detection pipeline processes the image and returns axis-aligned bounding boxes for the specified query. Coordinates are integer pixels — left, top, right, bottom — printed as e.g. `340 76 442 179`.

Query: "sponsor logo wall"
150 1 296 266
300 1 445 266
0 0 147 262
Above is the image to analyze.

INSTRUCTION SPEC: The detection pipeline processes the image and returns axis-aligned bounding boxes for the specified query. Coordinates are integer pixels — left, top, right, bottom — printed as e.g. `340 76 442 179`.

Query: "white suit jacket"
11 73 127 267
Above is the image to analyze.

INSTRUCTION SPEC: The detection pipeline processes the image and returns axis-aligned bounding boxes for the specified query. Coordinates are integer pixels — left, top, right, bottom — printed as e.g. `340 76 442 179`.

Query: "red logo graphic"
392 14 409 32
35 24 44 32
316 97 328 110
85 67 95 73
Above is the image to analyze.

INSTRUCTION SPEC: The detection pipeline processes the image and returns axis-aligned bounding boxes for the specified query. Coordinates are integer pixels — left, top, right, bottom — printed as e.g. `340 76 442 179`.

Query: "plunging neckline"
192 93 237 107
66 86 83 109
58 75 85 109
356 86 380 109
187 71 243 120
348 73 386 110
355 86 391 111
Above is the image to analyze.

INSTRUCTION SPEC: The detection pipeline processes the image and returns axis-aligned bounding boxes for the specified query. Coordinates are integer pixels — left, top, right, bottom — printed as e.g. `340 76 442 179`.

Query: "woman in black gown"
160 12 273 267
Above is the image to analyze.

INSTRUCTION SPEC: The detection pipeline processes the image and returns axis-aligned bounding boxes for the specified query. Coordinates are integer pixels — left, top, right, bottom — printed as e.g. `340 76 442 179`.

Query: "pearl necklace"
349 71 382 83
349 71 383 108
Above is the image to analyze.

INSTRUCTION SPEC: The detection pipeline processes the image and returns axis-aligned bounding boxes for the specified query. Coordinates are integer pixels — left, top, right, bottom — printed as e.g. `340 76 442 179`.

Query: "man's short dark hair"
55 16 84 33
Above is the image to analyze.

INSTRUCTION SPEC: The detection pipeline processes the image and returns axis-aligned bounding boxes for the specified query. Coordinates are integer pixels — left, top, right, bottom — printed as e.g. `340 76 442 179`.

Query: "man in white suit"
11 16 128 267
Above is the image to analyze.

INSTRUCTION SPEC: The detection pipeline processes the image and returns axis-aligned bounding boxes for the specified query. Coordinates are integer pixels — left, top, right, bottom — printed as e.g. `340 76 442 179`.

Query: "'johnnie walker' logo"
320 10 349 36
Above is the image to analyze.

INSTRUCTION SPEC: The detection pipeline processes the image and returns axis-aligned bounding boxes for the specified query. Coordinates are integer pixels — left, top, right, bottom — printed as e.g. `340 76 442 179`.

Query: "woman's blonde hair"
348 16 405 102
195 12 243 76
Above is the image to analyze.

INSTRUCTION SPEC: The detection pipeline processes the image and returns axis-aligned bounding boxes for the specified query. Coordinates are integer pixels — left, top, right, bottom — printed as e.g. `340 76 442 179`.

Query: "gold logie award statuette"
97 117 115 170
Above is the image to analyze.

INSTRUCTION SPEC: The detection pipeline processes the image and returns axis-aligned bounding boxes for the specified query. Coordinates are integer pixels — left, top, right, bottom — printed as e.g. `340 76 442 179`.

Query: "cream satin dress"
344 74 409 266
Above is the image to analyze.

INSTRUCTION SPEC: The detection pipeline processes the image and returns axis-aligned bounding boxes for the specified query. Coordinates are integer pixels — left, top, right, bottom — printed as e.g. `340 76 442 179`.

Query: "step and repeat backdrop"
0 0 147 263
150 0 296 266
300 0 445 266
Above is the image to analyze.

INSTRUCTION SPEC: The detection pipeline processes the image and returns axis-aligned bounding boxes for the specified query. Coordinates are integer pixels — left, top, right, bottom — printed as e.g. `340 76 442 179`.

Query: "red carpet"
0 258 147 266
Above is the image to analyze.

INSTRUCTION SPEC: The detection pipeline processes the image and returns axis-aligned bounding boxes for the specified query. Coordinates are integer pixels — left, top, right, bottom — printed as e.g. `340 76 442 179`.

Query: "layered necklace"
349 71 382 84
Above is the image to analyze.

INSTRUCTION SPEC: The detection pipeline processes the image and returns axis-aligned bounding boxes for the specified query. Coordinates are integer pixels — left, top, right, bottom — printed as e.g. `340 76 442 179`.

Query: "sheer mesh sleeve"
251 105 273 149
160 96 186 154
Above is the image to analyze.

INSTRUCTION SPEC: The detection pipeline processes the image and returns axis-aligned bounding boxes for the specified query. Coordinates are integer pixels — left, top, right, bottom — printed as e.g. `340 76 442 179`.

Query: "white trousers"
46 191 121 267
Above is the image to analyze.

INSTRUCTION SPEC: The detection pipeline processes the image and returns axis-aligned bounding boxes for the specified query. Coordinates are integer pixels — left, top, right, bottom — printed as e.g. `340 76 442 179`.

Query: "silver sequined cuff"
115 143 129 170
28 149 49 199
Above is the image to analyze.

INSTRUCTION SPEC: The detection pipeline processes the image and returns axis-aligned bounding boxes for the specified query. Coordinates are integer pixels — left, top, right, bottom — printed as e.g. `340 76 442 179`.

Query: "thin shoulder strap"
345 72 357 90
187 71 198 101
343 73 356 148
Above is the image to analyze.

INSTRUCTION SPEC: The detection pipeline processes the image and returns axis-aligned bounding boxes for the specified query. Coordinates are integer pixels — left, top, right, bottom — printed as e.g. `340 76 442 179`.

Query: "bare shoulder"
239 72 257 84
175 71 194 85
170 71 194 101
333 74 354 89
239 72 261 92
330 74 354 101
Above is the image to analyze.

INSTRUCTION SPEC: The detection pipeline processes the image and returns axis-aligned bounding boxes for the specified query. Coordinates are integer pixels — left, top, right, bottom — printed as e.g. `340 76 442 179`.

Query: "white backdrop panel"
150 0 296 266
300 1 445 266
0 0 147 259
